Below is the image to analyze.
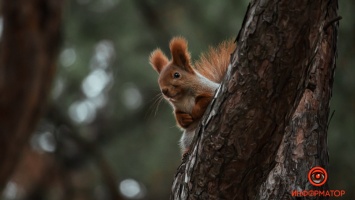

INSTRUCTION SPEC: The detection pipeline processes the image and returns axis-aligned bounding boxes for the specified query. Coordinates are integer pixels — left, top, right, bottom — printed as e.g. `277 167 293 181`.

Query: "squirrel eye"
173 72 180 79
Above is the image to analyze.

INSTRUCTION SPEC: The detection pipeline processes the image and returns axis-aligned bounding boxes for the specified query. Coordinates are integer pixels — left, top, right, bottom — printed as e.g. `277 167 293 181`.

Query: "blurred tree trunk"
0 0 63 191
171 0 338 199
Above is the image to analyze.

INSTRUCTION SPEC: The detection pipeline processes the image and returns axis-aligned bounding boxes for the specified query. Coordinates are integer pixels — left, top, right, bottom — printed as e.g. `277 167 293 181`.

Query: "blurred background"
1 0 354 199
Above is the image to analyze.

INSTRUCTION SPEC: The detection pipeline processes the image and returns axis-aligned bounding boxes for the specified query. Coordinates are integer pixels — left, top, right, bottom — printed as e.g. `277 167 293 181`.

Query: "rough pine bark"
171 0 338 199
0 0 64 191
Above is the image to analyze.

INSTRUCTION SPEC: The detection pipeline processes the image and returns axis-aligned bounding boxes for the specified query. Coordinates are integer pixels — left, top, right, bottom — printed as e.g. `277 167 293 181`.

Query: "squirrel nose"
161 88 169 96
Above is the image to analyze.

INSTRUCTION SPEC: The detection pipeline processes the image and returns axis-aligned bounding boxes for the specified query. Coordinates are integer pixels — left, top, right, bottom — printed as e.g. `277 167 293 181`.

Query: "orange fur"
169 37 194 73
191 94 214 120
149 37 236 156
194 39 236 83
149 48 169 73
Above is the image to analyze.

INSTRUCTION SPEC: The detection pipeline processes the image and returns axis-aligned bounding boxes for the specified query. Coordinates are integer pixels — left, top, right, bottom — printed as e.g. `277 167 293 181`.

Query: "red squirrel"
149 37 235 156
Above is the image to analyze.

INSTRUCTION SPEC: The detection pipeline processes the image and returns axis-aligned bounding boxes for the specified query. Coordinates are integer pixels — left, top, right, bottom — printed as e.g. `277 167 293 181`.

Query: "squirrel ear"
169 37 194 73
149 48 169 74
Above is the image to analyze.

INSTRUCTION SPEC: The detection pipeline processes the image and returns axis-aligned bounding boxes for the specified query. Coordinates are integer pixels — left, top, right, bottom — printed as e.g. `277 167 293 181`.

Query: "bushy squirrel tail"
194 39 236 83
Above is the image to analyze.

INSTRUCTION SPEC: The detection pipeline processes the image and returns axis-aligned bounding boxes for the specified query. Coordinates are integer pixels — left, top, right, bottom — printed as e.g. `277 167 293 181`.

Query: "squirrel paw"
177 113 193 128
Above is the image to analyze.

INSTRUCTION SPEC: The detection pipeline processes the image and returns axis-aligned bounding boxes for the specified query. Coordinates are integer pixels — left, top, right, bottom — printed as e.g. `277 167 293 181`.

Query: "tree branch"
0 0 64 191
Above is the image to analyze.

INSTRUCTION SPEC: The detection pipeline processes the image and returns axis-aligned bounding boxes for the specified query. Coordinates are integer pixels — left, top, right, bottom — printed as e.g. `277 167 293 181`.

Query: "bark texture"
0 0 63 191
171 0 338 199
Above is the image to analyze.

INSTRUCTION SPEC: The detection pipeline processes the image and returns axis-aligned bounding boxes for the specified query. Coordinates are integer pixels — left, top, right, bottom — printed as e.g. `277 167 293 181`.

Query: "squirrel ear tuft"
149 48 169 74
169 37 194 73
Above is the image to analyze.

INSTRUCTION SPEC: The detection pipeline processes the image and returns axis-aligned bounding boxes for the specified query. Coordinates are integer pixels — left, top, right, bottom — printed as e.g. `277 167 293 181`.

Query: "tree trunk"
0 0 63 191
171 0 338 199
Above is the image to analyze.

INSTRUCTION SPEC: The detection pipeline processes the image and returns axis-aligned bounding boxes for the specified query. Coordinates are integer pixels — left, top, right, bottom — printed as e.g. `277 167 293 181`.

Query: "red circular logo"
308 166 328 187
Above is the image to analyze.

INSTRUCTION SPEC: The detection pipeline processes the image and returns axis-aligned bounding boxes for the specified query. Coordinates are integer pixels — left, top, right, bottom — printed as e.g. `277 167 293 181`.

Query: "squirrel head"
149 37 196 102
